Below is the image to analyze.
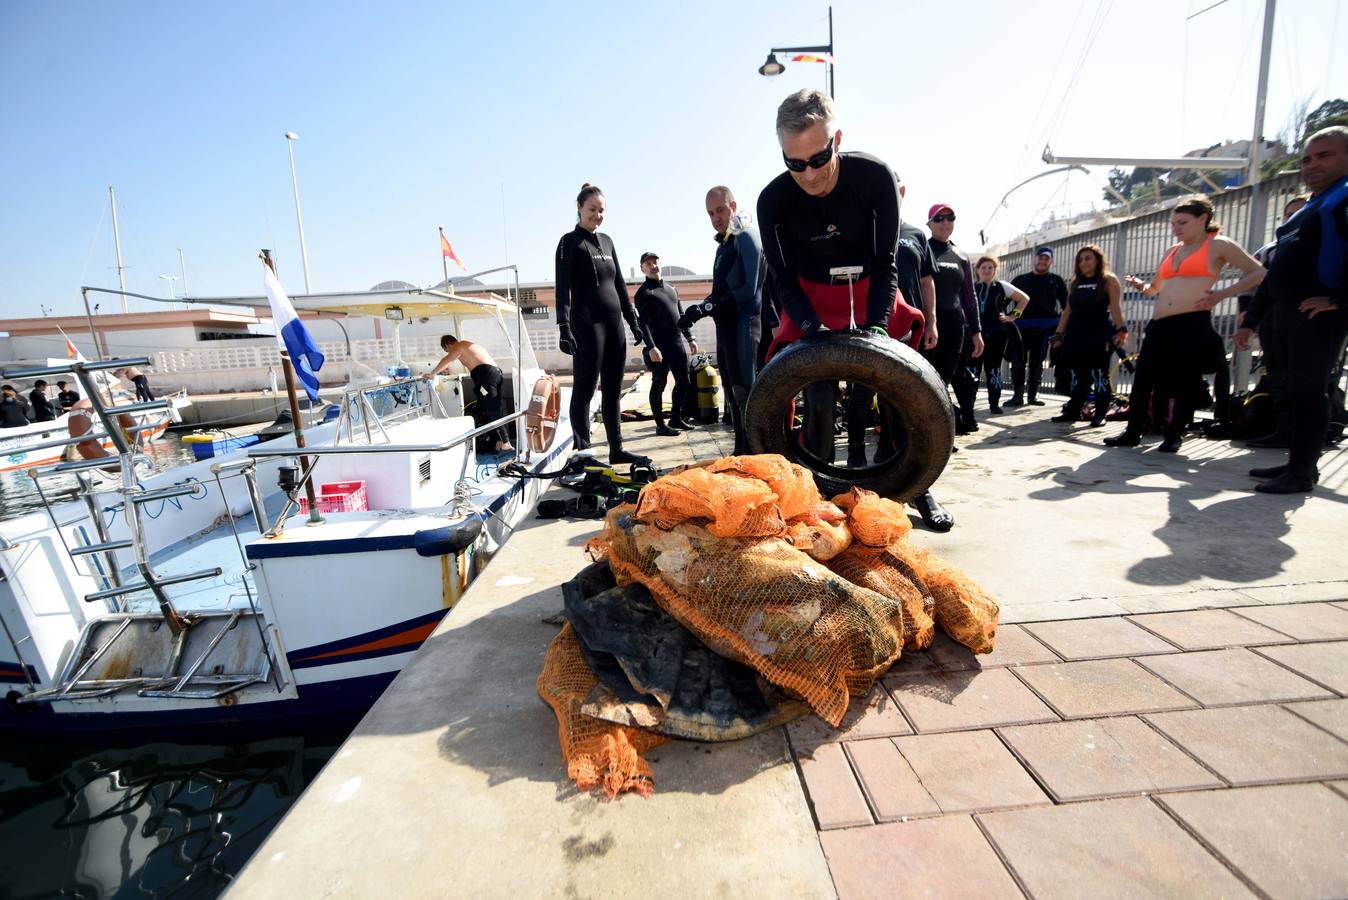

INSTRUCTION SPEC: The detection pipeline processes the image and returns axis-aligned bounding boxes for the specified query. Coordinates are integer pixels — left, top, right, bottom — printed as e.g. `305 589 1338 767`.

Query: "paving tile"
883 647 942 676
1284 698 1348 742
1022 617 1178 660
890 730 1049 815
819 816 1023 900
999 597 1129 624
1112 588 1261 614
978 797 1254 899
1240 581 1348 605
1128 609 1291 650
1012 658 1197 719
1135 648 1333 706
1230 602 1348 641
999 717 1221 802
794 739 872 830
888 668 1058 733
1330 780 1348 800
1255 640 1348 693
924 625 1060 671
1145 705 1348 785
1158 784 1348 900
843 738 940 822
787 685 913 750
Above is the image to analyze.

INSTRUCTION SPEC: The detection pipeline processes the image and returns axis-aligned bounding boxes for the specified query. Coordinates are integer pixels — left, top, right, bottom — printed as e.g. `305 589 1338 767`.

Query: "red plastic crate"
299 480 369 514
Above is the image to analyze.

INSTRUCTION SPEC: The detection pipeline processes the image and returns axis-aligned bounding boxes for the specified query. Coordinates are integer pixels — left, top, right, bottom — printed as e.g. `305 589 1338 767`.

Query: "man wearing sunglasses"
758 90 964 532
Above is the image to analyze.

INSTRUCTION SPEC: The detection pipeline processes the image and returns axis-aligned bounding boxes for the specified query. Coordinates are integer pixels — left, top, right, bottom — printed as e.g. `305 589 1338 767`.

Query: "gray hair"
775 89 836 138
1305 125 1348 153
706 185 735 204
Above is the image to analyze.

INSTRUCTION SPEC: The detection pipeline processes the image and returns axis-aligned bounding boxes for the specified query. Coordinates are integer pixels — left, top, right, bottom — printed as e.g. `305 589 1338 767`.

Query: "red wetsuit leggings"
767 277 924 359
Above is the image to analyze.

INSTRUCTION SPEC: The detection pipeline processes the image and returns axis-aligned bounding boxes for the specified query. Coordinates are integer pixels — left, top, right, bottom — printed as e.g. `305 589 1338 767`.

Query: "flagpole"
261 249 321 523
438 225 450 289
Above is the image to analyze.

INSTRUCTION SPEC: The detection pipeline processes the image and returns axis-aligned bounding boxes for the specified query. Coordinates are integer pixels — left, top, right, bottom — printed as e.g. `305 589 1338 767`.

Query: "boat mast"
109 187 128 313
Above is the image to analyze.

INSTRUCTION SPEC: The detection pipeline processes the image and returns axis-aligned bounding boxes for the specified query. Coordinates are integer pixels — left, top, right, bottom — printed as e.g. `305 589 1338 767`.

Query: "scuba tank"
690 353 722 424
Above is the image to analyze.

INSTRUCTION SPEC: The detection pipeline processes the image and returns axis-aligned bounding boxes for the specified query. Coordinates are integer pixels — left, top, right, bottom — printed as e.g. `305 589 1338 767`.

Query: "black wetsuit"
925 238 980 427
974 280 1020 410
467 363 510 448
758 151 904 463
897 221 937 314
28 389 55 422
635 277 693 427
555 226 640 455
1009 270 1068 402
1059 276 1114 418
757 151 901 334
1248 176 1348 480
0 396 29 428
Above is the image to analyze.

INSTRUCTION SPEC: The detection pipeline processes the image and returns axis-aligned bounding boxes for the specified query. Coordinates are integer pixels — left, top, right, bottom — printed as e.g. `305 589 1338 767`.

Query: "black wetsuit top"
28 390 55 422
554 226 637 332
57 389 80 410
976 280 1016 334
756 151 900 331
1246 175 1348 330
0 397 29 428
1063 276 1113 354
635 279 691 353
1010 271 1069 322
928 239 979 332
896 221 937 311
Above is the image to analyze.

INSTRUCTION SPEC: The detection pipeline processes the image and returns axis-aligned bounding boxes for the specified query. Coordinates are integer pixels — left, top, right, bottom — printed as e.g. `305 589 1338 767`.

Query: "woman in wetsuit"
1050 245 1126 427
973 256 1029 414
1106 196 1265 452
554 184 646 463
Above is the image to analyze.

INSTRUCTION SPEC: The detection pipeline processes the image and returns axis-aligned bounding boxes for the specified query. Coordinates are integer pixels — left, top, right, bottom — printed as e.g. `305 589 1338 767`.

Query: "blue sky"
1 0 1344 317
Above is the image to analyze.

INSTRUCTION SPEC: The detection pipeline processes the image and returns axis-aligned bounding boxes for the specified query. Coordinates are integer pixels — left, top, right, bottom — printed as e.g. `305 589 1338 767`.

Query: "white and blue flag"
263 264 324 402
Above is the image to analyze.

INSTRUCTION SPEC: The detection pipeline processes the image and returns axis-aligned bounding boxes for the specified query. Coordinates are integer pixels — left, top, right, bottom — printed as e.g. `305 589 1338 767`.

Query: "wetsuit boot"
988 385 1003 415
912 491 954 532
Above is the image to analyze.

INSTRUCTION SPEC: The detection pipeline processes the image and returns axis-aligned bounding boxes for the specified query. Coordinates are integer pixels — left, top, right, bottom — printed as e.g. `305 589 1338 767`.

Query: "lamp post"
283 131 313 294
158 274 178 300
757 6 834 98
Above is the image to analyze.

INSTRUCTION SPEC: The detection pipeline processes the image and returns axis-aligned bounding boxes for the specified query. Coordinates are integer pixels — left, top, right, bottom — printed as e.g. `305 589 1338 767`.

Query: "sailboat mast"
109 186 128 313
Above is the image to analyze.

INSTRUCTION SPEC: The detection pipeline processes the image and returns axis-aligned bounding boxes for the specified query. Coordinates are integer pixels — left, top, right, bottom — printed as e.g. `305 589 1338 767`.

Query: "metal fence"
996 170 1305 397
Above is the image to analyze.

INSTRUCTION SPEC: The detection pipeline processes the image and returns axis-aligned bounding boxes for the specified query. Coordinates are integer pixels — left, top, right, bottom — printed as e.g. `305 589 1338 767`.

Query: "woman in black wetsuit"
973 256 1030 414
1050 244 1126 427
554 184 646 463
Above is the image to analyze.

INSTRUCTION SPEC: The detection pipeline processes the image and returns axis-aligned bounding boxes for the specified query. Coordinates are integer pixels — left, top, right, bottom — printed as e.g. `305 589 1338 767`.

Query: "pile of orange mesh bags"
536 454 999 798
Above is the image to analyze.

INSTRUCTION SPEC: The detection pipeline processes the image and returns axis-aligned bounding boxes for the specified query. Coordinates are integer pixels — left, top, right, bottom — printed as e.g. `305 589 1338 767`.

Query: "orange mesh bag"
601 507 905 726
536 622 671 798
827 544 935 650
879 542 999 654
784 516 852 561
705 455 822 522
832 487 913 548
633 466 784 537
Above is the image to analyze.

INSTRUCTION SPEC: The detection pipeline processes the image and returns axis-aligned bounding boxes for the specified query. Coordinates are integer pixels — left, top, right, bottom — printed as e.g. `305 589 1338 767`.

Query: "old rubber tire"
745 331 954 501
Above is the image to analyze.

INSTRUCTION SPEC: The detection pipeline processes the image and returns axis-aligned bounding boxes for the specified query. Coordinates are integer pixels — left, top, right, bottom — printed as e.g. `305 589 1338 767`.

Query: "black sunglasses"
783 134 836 172
930 214 956 223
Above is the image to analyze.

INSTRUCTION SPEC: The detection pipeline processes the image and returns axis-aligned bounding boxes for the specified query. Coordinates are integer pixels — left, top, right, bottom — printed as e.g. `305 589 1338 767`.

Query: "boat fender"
525 374 560 453
413 518 484 557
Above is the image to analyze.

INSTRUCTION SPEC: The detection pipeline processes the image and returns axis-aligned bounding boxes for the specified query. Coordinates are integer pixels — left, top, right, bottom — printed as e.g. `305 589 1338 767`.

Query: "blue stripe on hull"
0 670 396 741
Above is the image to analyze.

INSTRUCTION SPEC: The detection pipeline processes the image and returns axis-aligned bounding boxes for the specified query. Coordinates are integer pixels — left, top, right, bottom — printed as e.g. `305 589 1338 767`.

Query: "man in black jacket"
29 380 56 422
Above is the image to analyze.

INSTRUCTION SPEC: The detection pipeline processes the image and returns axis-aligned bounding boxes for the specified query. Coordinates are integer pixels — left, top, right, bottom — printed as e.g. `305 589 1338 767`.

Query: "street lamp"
158 274 178 299
757 6 835 98
284 131 314 294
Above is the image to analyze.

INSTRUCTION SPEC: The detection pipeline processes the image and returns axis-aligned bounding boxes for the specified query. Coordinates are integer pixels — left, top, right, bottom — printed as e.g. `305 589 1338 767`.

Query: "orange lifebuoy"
525 374 559 453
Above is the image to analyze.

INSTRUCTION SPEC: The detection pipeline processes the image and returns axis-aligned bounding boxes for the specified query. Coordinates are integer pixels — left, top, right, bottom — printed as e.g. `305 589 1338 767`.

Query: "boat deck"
226 405 1348 898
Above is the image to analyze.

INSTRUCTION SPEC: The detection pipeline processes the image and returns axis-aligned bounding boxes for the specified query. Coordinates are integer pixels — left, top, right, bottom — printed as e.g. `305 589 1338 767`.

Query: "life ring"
525 373 560 453
744 330 954 500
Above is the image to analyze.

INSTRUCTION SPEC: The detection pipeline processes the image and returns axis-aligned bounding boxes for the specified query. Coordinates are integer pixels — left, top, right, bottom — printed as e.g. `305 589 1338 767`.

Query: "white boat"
0 285 577 736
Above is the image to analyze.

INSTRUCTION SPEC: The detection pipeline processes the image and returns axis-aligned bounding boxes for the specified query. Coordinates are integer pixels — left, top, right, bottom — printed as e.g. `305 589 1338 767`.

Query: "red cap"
927 203 954 220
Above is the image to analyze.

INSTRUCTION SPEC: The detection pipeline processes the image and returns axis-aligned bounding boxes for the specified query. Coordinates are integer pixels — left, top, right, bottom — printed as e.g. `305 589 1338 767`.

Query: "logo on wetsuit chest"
937 262 961 273
810 224 842 243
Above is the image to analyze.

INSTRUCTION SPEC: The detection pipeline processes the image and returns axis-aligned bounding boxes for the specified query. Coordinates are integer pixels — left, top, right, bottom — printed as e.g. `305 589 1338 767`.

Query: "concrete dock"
227 402 1348 898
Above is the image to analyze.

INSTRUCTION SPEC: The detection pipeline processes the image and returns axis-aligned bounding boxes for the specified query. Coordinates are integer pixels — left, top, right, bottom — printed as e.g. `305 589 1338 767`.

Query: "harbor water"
0 430 352 898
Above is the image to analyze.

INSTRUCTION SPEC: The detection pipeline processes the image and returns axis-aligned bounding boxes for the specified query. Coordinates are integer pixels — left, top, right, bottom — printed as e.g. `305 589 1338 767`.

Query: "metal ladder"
3 358 275 703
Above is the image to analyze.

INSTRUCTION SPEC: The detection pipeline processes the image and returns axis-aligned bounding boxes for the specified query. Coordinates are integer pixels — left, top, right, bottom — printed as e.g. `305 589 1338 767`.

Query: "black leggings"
469 364 510 447
1063 349 1111 417
1012 325 1050 399
975 329 1017 406
1124 313 1223 438
569 311 628 452
646 342 691 425
1273 302 1348 477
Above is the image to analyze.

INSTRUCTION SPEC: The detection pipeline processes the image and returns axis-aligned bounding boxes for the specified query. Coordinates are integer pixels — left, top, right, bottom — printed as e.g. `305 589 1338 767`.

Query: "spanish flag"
791 53 834 64
440 231 466 271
